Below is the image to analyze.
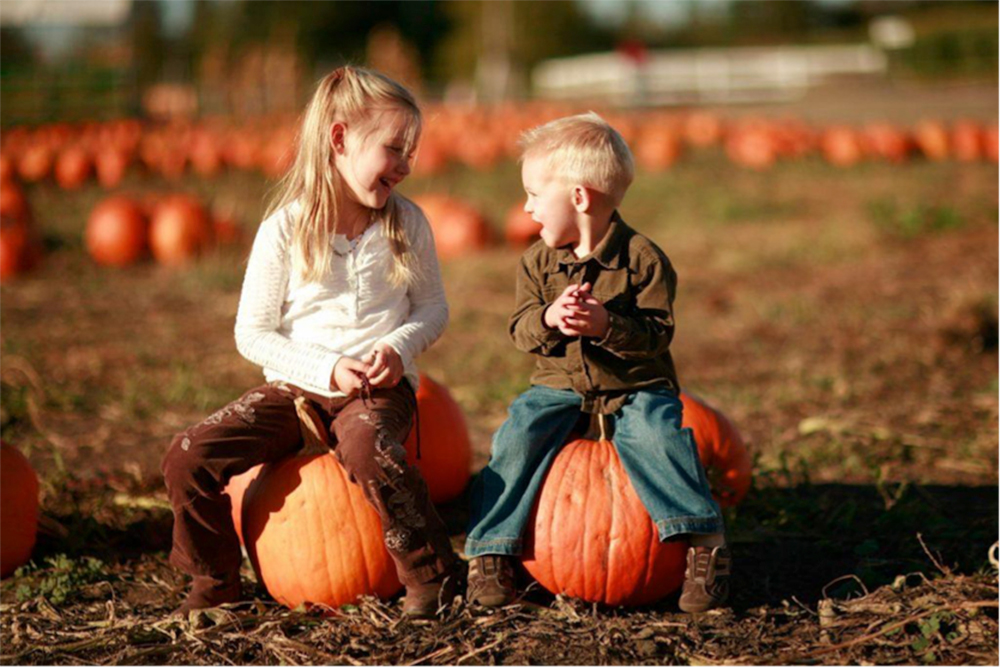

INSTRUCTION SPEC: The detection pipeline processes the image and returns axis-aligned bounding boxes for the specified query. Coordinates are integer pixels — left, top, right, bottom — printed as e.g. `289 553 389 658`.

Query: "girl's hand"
365 343 404 388
331 356 372 396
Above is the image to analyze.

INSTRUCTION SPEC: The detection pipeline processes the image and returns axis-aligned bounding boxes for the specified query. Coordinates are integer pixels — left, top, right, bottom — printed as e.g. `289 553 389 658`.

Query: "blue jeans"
465 385 724 557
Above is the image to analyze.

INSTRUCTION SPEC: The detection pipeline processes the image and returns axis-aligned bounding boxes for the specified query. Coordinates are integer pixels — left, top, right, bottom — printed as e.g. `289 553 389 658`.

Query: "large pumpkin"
521 436 689 606
680 393 752 508
1 441 40 578
85 196 149 267
227 454 402 610
403 374 472 504
520 392 750 605
149 194 213 266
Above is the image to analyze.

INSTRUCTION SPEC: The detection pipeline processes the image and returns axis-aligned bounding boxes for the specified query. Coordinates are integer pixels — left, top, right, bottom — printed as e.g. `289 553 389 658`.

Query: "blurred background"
0 0 998 120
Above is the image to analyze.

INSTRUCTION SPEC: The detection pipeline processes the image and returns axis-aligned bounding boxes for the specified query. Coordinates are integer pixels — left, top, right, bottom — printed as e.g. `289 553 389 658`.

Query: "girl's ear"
331 122 348 155
572 184 591 213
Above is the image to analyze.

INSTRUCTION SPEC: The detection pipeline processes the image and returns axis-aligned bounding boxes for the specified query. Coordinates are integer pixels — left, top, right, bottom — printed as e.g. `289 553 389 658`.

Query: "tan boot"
467 555 515 608
678 546 731 613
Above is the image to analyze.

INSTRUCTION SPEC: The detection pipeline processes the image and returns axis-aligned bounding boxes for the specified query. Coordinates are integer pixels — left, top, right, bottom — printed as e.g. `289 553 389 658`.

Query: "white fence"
531 44 888 105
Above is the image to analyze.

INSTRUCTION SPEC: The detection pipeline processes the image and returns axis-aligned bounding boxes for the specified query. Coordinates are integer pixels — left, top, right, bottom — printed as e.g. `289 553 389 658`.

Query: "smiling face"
521 154 580 249
334 108 419 213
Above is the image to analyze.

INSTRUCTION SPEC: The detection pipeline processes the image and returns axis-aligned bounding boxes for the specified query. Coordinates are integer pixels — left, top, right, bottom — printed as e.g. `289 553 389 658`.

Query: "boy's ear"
331 122 347 154
571 184 592 213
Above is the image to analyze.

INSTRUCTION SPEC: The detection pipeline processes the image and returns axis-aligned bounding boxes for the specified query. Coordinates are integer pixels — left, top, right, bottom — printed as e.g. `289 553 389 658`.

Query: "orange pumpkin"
504 202 539 248
403 374 472 504
680 392 752 508
913 120 949 161
16 145 52 183
0 217 41 282
410 194 491 260
85 196 149 267
683 112 724 148
950 120 983 162
635 128 683 172
861 123 911 163
522 436 689 606
94 148 131 188
1 441 39 578
0 181 31 225
54 145 92 189
820 127 864 167
726 126 776 170
149 194 213 266
229 454 402 610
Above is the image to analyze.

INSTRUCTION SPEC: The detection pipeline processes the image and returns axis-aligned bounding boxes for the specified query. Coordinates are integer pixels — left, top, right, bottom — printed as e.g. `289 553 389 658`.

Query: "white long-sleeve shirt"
234 197 448 397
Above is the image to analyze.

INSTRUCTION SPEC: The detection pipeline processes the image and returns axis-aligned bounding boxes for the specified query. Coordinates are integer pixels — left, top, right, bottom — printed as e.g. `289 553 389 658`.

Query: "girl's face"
334 109 418 212
522 154 579 249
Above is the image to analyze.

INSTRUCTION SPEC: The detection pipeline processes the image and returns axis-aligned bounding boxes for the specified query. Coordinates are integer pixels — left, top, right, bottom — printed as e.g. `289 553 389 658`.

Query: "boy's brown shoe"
174 573 242 615
402 571 460 619
678 545 731 613
467 555 515 607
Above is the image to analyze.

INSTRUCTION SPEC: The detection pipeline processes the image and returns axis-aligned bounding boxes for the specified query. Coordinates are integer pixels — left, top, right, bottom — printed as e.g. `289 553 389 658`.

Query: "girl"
161 66 459 619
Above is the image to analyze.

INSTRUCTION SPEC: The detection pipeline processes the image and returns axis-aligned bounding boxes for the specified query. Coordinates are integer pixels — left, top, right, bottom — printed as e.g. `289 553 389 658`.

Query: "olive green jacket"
509 212 681 414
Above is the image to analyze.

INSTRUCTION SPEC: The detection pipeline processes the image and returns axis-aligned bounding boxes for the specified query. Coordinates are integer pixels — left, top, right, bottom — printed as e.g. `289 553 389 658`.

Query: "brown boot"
467 555 515 608
402 570 460 619
678 545 731 613
174 573 242 615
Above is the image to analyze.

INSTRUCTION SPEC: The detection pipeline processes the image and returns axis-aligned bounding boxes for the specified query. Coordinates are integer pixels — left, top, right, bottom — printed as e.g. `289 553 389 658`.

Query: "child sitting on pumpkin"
464 113 730 613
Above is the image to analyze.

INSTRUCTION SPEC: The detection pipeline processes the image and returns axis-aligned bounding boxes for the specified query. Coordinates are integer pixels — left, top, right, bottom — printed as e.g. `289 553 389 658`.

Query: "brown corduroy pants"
161 380 457 588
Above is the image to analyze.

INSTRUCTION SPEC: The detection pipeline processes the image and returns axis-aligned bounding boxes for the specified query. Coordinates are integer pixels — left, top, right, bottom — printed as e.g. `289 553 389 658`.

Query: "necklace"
332 209 376 257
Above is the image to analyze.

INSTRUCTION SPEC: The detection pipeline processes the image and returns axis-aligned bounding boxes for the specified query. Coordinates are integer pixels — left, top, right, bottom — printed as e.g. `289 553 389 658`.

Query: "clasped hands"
544 282 609 339
330 342 403 395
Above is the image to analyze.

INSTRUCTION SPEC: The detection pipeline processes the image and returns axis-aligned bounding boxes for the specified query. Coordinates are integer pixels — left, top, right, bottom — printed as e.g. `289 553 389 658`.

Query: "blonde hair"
267 66 421 286
519 112 634 205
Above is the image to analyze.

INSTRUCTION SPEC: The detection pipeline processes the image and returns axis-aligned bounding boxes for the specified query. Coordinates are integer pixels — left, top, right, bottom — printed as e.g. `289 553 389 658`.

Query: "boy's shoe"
678 545 731 613
402 571 460 619
467 555 515 607
174 573 242 615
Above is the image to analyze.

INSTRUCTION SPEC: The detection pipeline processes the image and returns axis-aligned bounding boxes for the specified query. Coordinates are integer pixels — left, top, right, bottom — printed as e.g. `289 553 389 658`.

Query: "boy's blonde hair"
267 66 420 286
519 112 634 205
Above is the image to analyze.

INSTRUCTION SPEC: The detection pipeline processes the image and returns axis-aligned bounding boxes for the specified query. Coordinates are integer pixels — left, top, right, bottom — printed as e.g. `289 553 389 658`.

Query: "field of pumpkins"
1 105 997 280
1 93 997 665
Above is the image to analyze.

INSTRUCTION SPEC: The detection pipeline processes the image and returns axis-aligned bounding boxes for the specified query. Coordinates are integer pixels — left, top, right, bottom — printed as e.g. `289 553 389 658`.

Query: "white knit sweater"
234 198 448 398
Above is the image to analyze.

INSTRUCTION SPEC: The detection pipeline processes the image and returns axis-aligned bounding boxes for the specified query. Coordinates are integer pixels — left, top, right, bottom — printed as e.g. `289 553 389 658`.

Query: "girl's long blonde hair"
267 66 421 286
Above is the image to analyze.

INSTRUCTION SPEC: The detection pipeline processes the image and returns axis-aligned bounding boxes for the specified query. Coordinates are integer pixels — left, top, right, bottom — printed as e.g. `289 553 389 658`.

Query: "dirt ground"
2 82 998 664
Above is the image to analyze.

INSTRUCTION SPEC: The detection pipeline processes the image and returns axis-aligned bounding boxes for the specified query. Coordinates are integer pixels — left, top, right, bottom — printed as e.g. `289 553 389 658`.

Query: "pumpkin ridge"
582 440 598 601
294 458 313 606
328 456 351 606
604 441 616 605
538 440 572 591
344 453 375 594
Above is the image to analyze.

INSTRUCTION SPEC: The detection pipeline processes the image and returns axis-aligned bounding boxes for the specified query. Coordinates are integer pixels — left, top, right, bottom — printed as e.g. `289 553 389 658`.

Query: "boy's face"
521 155 579 249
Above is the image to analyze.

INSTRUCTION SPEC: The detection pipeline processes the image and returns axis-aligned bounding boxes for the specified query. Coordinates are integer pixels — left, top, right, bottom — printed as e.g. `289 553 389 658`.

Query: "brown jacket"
509 212 680 414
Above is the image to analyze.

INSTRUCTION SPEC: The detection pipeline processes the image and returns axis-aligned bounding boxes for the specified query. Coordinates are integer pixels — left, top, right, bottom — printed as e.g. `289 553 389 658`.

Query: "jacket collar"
551 211 630 271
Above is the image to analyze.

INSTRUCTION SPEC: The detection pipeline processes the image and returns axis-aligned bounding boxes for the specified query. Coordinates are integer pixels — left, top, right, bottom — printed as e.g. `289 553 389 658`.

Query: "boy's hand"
331 356 372 396
559 287 610 338
544 283 587 330
364 343 404 388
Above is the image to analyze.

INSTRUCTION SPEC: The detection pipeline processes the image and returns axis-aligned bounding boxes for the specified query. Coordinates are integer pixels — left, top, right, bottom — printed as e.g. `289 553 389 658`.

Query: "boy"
464 113 730 613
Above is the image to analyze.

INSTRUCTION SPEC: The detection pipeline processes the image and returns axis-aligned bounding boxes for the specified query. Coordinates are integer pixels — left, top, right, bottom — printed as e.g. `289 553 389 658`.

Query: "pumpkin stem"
598 413 608 442
295 396 332 456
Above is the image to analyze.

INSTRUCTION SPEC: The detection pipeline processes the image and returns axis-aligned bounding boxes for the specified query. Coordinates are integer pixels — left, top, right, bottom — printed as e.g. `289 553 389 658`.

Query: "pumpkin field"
1 82 998 665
